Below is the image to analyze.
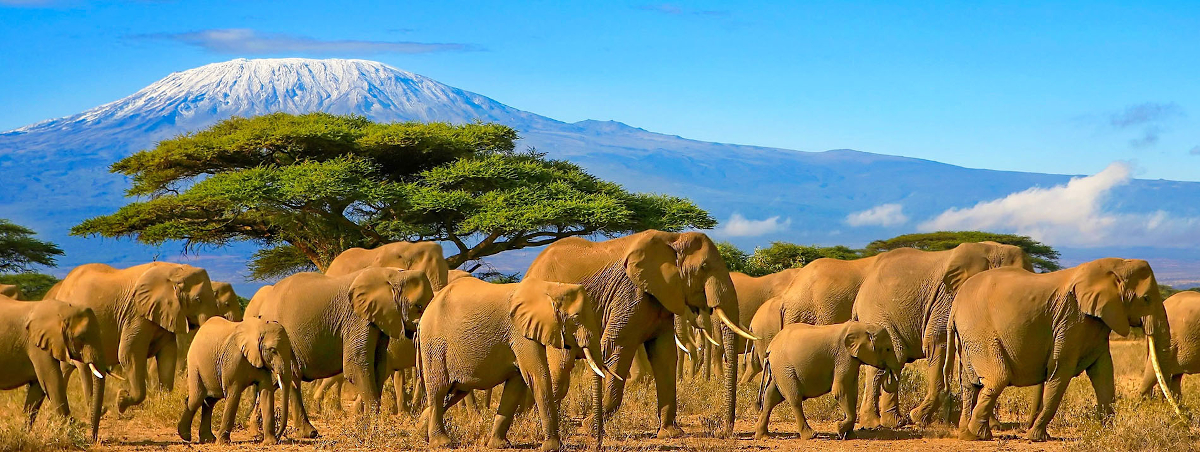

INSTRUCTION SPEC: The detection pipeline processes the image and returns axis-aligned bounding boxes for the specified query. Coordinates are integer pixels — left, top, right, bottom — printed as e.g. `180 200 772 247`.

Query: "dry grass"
1 339 1198 451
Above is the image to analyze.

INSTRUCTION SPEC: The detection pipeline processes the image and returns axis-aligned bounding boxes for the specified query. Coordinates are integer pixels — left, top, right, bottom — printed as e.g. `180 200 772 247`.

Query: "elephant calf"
419 277 614 451
755 321 901 440
179 317 294 444
0 296 110 441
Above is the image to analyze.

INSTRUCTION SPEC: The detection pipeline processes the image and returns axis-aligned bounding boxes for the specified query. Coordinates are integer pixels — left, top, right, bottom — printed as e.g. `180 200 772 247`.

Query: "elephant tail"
943 317 958 392
756 354 772 411
413 323 424 391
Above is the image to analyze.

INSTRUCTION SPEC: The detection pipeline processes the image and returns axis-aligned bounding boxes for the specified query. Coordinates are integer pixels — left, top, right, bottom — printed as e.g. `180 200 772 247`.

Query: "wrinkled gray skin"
853 242 1030 428
756 322 901 440
1140 290 1200 400
245 267 432 438
0 296 109 441
45 262 218 413
179 317 294 444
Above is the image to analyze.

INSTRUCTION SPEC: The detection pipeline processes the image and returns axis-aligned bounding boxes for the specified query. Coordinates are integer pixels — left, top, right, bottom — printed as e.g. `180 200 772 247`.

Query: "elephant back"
1164 291 1200 372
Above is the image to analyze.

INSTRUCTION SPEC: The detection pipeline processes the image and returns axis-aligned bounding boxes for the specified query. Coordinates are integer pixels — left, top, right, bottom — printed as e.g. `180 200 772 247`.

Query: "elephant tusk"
275 373 284 390
582 348 606 379
675 335 690 354
714 307 760 341
106 371 126 382
603 365 624 382
1148 335 1188 419
700 328 721 346
89 363 104 379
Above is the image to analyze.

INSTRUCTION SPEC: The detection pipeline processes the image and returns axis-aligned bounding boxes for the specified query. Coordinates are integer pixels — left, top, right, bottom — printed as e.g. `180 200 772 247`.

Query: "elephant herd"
0 230 1195 449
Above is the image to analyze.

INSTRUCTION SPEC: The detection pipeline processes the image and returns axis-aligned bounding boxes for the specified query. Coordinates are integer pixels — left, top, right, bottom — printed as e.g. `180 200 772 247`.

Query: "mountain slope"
3 58 1199 290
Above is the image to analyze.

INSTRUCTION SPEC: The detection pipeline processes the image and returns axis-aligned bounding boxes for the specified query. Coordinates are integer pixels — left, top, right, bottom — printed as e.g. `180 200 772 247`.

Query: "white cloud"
718 213 790 237
846 203 909 227
918 162 1200 248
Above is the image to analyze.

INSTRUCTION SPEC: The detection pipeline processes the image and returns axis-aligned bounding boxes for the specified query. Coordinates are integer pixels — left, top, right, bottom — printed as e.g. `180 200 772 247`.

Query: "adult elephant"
326 241 449 290
527 230 756 438
245 267 432 438
211 282 244 322
0 296 110 441
853 242 1030 428
1139 290 1200 401
951 258 1179 441
45 262 218 413
742 256 882 383
1 283 21 299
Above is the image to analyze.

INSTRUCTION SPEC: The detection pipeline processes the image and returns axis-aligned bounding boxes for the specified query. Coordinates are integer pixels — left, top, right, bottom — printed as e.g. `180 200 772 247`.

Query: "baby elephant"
179 317 294 444
756 321 901 440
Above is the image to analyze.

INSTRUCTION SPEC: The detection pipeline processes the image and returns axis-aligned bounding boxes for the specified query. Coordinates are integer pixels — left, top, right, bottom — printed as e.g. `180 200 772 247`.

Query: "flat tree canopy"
0 219 64 273
863 231 1061 272
718 241 862 277
73 113 715 277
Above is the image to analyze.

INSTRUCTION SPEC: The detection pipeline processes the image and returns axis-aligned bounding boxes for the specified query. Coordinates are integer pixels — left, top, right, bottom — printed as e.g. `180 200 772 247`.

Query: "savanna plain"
1 338 1194 451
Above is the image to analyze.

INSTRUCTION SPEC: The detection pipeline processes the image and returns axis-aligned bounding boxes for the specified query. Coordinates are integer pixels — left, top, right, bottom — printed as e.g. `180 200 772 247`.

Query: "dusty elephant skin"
950 258 1178 441
210 282 244 322
756 321 902 440
525 230 757 439
418 276 612 451
742 256 882 383
243 267 433 439
1140 291 1200 400
0 296 110 441
178 317 294 444
44 262 219 414
0 283 21 299
852 241 1030 428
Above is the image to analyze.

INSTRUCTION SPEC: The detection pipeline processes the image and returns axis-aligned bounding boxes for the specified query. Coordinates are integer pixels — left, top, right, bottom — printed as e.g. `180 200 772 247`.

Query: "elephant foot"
836 429 856 440
1026 427 1050 442
295 424 319 439
215 435 230 445
116 390 133 414
858 410 882 429
958 427 979 441
880 410 911 428
656 424 684 439
753 428 769 440
177 420 191 442
429 432 452 448
485 436 511 448
799 427 816 440
198 432 216 444
539 437 563 452
262 435 279 445
909 405 937 427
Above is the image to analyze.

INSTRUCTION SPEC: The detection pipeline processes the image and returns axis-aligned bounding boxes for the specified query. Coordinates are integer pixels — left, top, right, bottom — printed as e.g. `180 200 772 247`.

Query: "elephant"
526 230 757 438
418 276 614 451
852 242 1029 428
1 283 22 299
244 267 433 438
325 241 449 290
949 258 1179 441
1139 290 1200 400
178 317 294 444
312 334 420 414
755 321 902 440
44 262 219 413
0 296 110 441
211 282 244 322
741 256 882 383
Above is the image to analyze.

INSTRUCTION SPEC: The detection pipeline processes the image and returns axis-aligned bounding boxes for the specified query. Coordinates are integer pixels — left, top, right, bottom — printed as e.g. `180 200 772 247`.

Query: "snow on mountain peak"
8 58 549 136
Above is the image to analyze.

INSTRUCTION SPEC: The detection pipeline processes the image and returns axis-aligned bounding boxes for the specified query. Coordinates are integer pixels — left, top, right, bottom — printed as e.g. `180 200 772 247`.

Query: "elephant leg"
512 340 561 451
646 335 684 439
545 346 576 403
290 379 318 438
217 383 243 444
259 387 278 444
879 373 908 428
833 371 859 439
425 380 453 448
1022 383 1043 431
393 370 406 414
1138 361 1159 398
961 381 1004 441
178 370 204 442
1027 377 1068 442
1170 374 1184 402
23 383 45 428
1086 351 1116 419
958 383 979 433
312 377 332 412
487 375 527 448
117 343 151 414
600 344 636 417
858 365 884 428
154 338 179 391
911 344 947 426
754 378 782 439
30 352 67 418
62 362 87 402
198 398 217 443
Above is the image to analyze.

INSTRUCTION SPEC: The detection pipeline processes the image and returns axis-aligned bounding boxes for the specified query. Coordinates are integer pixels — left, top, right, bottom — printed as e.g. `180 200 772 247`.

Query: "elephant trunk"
90 374 105 442
591 367 604 450
277 368 290 439
720 323 737 438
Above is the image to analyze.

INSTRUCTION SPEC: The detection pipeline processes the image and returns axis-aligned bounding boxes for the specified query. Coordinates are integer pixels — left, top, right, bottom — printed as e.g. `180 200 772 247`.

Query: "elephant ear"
625 233 688 317
233 320 266 368
132 264 186 334
509 280 567 348
943 244 993 294
843 324 872 360
349 269 418 339
25 305 71 362
1070 260 1130 336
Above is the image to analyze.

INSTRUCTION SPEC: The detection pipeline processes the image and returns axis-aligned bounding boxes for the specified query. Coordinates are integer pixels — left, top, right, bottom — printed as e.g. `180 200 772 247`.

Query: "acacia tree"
863 231 1061 272
0 219 64 272
73 113 714 278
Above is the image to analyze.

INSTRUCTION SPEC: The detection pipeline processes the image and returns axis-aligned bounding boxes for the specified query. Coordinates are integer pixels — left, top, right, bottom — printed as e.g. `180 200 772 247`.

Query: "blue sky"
2 1 1198 180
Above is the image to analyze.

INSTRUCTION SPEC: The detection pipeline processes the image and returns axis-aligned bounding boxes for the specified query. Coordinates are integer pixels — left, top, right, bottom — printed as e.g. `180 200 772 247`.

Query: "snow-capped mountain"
4 58 1200 292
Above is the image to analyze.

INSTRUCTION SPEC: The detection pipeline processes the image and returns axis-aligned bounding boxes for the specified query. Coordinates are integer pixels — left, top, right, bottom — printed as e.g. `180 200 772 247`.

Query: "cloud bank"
846 203 908 227
719 213 790 237
142 29 474 55
919 162 1200 248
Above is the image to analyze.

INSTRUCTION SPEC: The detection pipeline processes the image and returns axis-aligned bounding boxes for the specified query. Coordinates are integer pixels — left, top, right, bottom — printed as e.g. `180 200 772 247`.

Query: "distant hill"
4 58 1199 292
